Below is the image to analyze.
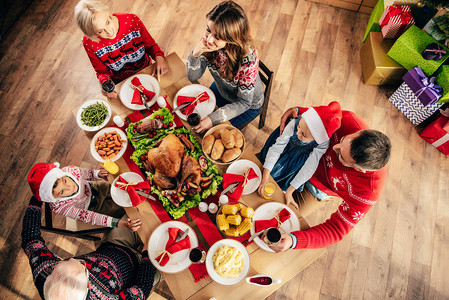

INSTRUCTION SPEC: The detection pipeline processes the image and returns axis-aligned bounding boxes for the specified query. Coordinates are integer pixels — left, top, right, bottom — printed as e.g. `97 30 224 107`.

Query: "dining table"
83 52 326 300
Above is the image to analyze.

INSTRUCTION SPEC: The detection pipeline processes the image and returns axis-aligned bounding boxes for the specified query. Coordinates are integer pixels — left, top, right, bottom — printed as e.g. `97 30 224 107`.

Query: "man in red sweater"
270 106 391 251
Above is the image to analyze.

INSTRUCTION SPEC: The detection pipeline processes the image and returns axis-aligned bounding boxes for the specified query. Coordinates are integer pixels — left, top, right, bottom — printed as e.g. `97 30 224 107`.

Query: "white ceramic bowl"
76 99 112 132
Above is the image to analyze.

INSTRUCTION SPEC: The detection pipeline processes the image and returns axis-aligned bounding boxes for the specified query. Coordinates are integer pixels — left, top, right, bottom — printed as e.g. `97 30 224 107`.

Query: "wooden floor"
0 0 448 299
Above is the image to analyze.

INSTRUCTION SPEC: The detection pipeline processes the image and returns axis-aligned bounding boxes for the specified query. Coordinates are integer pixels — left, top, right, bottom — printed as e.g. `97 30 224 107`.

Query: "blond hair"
204 1 253 80
74 0 110 37
43 260 89 300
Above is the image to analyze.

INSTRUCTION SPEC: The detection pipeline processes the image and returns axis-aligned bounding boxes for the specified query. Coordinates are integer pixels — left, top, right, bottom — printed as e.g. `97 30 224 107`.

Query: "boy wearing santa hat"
257 101 342 209
27 163 140 230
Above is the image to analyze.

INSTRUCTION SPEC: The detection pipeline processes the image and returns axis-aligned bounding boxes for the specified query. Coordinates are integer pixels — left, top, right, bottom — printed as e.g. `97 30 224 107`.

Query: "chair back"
257 60 274 129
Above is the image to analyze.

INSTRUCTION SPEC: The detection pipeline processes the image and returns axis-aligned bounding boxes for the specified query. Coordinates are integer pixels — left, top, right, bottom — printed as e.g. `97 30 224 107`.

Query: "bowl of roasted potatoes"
216 202 254 237
202 124 245 165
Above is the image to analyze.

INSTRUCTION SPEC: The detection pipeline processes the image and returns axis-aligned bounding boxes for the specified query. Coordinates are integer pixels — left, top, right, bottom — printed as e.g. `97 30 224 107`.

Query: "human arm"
185 50 208 82
118 218 142 231
82 38 114 85
118 250 157 299
280 107 299 134
63 165 103 181
22 197 60 298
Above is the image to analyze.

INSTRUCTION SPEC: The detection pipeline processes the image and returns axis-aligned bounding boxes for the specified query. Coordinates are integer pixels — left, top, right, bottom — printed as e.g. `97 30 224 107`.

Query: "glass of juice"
262 182 276 199
102 159 119 175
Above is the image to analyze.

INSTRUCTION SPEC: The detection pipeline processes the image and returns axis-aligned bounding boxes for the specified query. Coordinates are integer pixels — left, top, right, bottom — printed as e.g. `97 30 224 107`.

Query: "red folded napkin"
176 91 210 115
255 208 291 232
115 176 151 207
222 168 258 201
131 77 156 105
155 227 191 266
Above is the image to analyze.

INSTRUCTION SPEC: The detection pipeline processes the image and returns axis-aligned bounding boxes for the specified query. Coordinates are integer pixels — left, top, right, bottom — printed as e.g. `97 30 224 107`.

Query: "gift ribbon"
423 47 447 60
432 133 449 148
413 67 442 104
380 6 412 27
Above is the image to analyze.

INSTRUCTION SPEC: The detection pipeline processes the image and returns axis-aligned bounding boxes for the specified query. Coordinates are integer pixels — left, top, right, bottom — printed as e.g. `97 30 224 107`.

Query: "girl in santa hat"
27 163 141 230
257 101 342 210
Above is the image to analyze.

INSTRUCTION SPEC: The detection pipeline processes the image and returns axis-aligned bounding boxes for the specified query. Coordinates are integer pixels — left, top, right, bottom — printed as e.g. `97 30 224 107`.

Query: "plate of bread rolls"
202 124 245 165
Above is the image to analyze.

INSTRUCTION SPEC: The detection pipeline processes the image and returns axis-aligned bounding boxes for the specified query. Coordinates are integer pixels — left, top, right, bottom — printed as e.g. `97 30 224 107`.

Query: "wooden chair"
41 202 109 241
237 60 274 130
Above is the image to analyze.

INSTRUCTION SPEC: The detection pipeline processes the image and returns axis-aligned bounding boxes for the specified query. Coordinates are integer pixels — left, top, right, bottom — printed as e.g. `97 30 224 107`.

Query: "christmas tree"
420 0 449 10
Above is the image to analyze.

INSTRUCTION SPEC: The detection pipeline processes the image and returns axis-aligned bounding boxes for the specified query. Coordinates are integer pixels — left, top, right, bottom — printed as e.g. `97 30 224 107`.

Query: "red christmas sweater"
292 108 387 249
82 13 165 84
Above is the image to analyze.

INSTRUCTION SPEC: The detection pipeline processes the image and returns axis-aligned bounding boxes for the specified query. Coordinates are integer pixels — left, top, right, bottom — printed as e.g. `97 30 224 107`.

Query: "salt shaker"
198 202 208 212
113 115 125 128
218 195 229 206
208 203 218 214
157 96 167 108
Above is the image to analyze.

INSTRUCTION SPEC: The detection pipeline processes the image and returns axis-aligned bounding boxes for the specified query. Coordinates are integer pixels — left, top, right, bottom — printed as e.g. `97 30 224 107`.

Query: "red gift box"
420 115 449 155
379 5 415 39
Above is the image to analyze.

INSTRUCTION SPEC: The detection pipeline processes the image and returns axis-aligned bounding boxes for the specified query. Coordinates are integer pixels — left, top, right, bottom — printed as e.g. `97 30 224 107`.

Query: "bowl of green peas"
76 99 112 132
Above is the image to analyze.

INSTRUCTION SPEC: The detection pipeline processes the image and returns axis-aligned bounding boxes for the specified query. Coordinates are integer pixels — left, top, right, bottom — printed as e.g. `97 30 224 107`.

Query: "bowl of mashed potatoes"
205 239 250 285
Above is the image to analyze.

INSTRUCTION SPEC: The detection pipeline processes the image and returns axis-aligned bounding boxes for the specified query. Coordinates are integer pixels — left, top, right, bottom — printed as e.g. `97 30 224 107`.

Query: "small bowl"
216 201 253 238
76 99 112 132
202 124 245 165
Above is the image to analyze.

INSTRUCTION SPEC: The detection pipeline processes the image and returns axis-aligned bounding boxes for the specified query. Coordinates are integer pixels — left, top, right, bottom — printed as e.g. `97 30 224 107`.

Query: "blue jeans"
210 82 261 128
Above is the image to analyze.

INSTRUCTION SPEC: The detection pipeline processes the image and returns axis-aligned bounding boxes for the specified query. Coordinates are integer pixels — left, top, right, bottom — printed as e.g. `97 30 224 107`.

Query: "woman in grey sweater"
186 1 264 132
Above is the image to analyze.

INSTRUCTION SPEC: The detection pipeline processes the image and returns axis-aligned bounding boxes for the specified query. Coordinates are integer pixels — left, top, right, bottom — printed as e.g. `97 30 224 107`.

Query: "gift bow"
380 6 412 27
131 77 156 105
115 176 151 207
222 168 258 201
255 208 291 233
414 67 442 105
176 91 210 115
155 227 191 266
422 43 447 61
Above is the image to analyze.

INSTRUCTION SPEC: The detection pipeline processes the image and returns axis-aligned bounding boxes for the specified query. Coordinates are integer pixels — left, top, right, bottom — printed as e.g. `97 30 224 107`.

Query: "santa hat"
302 101 342 144
27 162 79 203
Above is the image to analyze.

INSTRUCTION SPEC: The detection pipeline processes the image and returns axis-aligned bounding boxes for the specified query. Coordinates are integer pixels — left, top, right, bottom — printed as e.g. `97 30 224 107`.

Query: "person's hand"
269 233 293 252
100 89 118 99
257 169 271 198
193 116 213 133
192 36 214 57
280 107 298 135
118 218 142 231
152 56 168 82
285 186 299 210
98 168 109 180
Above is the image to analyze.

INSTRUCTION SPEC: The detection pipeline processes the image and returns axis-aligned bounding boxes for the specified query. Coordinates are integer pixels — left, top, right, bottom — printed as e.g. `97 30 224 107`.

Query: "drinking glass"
262 182 276 199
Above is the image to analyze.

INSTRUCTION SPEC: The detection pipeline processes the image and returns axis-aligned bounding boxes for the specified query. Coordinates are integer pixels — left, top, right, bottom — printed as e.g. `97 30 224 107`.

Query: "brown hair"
205 1 253 80
350 129 391 170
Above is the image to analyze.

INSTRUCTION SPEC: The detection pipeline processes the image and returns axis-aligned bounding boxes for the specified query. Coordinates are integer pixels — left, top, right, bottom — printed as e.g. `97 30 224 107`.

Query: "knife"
175 228 189 242
136 190 157 201
172 102 192 113
248 229 265 242
222 182 240 195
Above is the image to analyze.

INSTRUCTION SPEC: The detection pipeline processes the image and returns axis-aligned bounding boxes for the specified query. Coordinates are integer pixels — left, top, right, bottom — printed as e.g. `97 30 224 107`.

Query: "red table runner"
121 100 251 282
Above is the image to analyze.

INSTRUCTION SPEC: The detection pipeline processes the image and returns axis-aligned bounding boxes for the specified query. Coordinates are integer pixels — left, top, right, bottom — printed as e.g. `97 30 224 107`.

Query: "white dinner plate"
250 202 300 252
90 127 128 163
205 239 250 285
173 84 216 120
76 99 112 132
110 172 144 207
119 74 160 110
225 159 262 195
149 221 198 274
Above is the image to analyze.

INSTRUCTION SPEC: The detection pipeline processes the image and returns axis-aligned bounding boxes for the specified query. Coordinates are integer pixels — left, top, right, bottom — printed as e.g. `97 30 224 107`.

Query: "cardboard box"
360 32 407 85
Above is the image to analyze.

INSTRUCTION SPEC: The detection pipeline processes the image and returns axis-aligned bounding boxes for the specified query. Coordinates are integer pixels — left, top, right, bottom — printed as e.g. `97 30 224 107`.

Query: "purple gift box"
402 66 442 106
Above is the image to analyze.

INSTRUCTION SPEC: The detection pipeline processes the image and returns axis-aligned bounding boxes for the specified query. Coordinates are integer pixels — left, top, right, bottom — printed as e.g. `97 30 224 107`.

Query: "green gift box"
436 65 449 103
363 0 384 42
387 25 449 76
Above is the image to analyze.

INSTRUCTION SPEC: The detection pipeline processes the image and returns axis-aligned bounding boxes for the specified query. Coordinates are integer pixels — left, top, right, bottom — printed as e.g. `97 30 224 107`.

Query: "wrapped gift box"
360 32 407 85
402 66 442 106
379 5 415 39
389 67 443 125
387 25 449 76
423 19 448 41
384 0 419 8
364 0 384 42
419 115 449 155
436 65 449 103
